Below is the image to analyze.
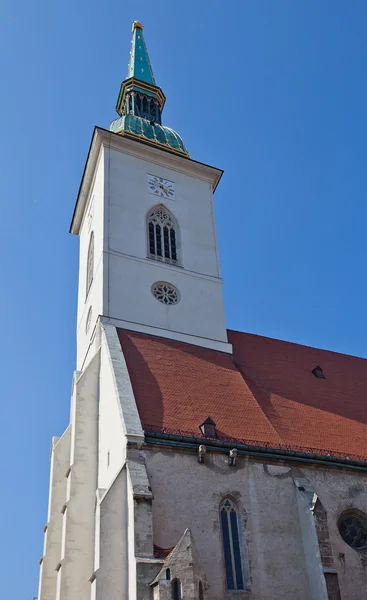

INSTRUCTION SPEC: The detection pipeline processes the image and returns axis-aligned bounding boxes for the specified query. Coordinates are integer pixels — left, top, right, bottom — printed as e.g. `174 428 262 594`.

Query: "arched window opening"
86 232 94 298
142 96 148 119
166 568 171 581
199 580 204 600
220 499 244 591
148 207 178 265
172 578 181 600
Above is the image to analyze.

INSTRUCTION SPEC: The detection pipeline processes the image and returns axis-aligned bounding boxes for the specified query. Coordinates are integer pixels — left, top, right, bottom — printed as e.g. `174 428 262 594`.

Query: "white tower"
71 20 230 371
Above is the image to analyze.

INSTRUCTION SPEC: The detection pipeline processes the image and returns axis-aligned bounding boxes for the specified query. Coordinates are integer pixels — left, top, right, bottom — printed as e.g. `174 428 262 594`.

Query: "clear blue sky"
1 1 366 597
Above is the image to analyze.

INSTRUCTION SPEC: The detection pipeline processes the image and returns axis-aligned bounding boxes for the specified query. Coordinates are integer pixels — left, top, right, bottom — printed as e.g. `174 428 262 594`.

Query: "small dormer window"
200 417 216 438
312 365 325 379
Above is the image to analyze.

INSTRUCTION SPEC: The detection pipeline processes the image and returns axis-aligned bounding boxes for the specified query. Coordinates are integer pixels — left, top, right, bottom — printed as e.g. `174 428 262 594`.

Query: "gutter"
144 431 367 472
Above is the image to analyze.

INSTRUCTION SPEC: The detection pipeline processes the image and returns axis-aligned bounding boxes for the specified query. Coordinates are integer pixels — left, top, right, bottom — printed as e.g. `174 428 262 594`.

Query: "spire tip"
132 20 144 32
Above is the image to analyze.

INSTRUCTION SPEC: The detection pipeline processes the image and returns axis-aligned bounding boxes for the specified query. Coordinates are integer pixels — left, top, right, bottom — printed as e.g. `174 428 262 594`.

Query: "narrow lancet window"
220 499 244 591
86 232 94 298
148 207 178 265
172 579 181 600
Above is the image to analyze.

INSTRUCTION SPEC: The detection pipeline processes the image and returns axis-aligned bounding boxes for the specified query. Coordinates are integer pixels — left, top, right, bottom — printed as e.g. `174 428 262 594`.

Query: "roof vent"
312 365 325 379
200 417 216 438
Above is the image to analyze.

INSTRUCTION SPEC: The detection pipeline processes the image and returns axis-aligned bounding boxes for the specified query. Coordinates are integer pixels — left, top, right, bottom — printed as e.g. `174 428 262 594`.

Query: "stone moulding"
143 430 367 472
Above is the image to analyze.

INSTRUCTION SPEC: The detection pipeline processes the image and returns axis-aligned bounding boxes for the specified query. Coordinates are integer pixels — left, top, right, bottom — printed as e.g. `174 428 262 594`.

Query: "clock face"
148 174 175 199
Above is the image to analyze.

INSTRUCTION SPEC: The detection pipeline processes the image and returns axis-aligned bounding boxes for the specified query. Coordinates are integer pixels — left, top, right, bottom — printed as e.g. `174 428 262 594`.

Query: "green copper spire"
109 21 189 157
127 21 156 85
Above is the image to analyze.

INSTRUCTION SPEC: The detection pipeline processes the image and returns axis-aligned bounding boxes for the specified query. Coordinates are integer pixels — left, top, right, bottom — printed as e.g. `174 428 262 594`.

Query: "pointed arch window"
148 207 178 265
220 499 244 591
86 232 94 298
172 578 181 600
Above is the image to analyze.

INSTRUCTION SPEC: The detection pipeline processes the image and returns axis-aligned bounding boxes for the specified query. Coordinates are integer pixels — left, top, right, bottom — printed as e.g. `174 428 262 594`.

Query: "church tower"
70 20 230 372
38 22 230 600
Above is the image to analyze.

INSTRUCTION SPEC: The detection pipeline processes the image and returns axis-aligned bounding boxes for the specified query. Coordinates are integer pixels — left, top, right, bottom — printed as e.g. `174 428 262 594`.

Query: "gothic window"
220 499 244 591
172 579 181 600
148 206 178 265
338 510 367 551
86 232 94 298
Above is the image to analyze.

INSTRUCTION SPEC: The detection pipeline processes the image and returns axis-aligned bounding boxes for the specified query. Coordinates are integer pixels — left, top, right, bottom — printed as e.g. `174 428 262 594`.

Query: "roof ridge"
227 329 367 362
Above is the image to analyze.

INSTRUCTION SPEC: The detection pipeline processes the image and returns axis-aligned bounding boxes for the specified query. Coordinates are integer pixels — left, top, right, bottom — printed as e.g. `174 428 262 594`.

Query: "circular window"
338 510 367 551
86 307 92 334
152 282 180 305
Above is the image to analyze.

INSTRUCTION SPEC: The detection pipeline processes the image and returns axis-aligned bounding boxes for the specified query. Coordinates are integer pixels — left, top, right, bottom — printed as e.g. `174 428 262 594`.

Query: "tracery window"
152 282 180 305
338 510 367 551
86 232 94 298
220 499 244 591
148 207 178 265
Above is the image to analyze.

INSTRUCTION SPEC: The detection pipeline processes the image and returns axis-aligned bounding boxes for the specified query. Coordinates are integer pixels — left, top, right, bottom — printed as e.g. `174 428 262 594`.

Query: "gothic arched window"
148 206 178 265
220 499 244 591
172 578 181 600
86 232 94 298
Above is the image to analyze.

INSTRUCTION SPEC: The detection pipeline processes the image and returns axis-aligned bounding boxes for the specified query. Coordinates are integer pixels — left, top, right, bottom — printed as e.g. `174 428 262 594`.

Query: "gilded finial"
132 20 144 32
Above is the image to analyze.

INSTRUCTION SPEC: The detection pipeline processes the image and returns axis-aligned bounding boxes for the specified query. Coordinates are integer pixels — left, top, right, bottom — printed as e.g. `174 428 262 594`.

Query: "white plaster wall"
59 353 99 600
76 148 105 368
105 148 220 275
103 145 227 345
96 467 128 600
145 450 311 600
108 254 227 342
98 338 126 489
38 427 71 600
128 474 138 600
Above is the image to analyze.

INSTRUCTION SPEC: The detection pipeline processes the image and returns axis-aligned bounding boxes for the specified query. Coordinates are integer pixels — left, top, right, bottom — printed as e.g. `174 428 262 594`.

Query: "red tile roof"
117 328 367 462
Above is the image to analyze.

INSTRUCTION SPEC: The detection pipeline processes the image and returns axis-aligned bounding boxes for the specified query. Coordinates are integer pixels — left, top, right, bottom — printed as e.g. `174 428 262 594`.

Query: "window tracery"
152 282 180 305
220 498 244 591
338 510 367 551
148 207 178 265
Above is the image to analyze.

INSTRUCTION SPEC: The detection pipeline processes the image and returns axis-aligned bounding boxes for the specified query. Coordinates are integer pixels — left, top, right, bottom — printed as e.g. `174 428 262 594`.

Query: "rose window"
152 282 180 305
338 510 367 551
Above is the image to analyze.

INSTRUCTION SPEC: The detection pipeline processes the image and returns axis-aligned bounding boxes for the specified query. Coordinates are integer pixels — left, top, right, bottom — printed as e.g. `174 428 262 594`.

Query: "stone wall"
144 445 367 600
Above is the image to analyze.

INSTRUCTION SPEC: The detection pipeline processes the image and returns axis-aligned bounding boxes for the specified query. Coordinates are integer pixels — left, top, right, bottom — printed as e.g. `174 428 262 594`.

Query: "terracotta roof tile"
116 328 367 461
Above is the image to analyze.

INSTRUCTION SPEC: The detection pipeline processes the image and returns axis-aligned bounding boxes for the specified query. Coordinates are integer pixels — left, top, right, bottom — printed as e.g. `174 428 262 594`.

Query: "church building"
37 21 367 600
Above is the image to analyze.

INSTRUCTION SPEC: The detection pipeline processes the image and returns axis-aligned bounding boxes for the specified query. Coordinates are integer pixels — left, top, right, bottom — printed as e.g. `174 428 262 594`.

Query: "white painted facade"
73 129 230 370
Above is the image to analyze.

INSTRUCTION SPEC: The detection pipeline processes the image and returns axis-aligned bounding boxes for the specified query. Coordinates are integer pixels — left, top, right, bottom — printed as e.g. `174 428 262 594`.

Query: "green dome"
109 114 189 157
